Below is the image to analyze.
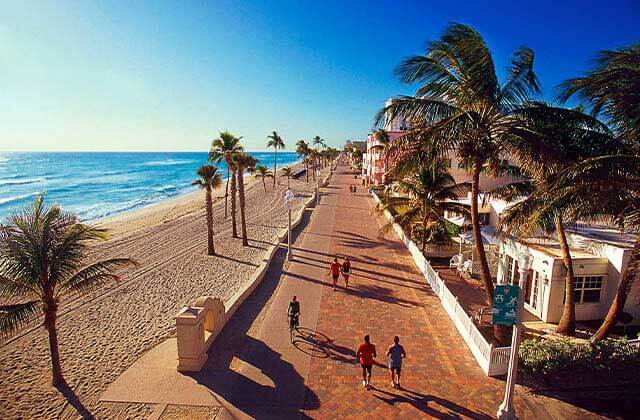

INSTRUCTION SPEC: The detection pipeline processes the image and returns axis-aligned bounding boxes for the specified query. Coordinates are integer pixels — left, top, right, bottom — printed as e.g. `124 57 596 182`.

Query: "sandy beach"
0 162 326 419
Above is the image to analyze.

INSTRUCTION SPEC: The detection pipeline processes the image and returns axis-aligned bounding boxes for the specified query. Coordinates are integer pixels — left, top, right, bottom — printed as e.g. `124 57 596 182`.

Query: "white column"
497 252 531 420
287 206 292 261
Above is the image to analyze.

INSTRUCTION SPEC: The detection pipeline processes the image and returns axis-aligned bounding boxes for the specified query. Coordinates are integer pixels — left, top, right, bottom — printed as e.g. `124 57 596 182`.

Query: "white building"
497 225 639 326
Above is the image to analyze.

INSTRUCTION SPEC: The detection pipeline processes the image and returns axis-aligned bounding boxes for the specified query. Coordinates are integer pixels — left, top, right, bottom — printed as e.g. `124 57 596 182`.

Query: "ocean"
0 151 300 222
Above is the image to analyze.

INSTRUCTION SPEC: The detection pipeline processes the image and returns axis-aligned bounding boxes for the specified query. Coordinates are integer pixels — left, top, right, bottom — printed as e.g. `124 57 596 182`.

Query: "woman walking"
342 257 351 289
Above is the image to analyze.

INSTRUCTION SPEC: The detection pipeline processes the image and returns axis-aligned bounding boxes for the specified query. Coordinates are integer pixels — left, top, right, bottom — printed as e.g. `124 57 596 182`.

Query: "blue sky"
1 0 638 151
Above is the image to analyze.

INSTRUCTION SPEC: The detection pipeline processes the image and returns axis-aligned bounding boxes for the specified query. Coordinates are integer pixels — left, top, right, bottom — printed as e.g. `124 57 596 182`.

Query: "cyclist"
287 295 301 342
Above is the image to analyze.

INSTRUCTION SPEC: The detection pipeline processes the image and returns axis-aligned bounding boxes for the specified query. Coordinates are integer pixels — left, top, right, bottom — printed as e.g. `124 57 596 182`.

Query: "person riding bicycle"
288 295 301 331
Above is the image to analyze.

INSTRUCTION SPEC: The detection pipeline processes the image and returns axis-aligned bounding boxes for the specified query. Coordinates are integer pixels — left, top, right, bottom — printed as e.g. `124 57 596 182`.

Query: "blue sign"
492 285 520 326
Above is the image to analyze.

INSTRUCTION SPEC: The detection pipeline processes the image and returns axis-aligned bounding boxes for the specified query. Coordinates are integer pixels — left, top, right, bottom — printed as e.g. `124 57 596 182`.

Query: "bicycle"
288 312 300 343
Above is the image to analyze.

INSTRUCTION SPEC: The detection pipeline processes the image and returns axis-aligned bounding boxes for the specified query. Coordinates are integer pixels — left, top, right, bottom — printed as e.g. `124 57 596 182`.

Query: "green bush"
519 337 640 376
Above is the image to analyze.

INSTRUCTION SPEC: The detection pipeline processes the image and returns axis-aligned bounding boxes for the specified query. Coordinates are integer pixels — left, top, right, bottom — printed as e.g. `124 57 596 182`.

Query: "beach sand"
0 163 325 419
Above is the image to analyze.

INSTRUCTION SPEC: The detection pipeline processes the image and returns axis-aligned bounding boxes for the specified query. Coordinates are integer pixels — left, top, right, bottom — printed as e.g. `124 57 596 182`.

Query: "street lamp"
284 188 295 261
497 248 532 420
316 167 321 207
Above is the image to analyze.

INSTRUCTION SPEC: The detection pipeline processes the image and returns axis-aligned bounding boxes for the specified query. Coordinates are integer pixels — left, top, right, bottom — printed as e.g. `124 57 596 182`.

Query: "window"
527 271 541 309
573 276 603 303
445 159 452 168
457 161 466 169
501 159 509 167
504 255 514 284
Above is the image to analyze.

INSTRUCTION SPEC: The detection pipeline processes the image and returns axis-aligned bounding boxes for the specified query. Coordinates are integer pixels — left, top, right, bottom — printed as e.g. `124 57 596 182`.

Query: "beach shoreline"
0 160 324 419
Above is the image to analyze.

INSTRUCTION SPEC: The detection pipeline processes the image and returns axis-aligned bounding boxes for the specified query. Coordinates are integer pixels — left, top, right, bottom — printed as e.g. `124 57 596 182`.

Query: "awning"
459 225 500 245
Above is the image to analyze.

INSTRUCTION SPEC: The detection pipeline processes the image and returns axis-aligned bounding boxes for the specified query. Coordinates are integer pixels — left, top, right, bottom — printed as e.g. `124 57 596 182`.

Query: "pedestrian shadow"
344 284 421 308
371 387 493 419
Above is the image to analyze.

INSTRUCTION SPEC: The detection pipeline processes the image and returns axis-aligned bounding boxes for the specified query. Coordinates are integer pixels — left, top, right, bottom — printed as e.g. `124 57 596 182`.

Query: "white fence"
372 191 510 376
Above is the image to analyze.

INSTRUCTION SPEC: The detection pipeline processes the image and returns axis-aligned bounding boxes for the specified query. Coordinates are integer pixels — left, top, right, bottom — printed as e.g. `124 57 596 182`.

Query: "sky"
1 0 639 152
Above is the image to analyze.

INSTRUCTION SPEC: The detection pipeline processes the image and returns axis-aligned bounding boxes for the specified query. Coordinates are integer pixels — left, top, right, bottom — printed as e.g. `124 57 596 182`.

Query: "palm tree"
312 136 325 169
495 104 618 336
379 163 468 253
296 140 311 182
0 194 137 386
209 131 243 221
193 165 223 255
254 165 274 192
267 131 285 188
542 44 640 341
281 167 293 188
234 154 258 246
377 24 541 335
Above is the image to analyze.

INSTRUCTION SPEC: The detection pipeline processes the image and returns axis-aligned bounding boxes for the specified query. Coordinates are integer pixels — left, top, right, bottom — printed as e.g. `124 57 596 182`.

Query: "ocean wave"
0 192 40 205
0 177 44 187
140 159 196 166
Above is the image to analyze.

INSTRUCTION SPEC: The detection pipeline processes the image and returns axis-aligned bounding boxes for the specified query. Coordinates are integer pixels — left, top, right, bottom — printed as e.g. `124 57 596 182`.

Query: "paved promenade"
205 162 598 419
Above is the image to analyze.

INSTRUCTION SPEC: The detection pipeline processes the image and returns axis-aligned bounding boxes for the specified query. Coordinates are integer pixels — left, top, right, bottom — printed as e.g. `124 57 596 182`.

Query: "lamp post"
497 249 532 420
284 188 294 261
316 167 321 207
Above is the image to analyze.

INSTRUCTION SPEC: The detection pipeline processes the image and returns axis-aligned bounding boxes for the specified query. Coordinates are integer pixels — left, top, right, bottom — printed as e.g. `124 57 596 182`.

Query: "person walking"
328 257 341 291
356 335 377 390
385 336 407 389
341 256 351 289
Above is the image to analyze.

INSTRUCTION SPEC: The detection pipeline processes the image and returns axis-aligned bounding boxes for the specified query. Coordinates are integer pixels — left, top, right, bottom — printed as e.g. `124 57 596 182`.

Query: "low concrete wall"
175 188 318 371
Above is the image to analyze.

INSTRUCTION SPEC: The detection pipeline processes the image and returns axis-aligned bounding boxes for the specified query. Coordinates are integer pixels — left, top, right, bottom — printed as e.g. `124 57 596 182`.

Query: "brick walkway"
206 162 600 419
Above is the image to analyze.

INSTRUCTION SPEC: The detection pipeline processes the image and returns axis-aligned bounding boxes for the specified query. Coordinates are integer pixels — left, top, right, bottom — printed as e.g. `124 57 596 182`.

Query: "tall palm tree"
0 194 137 386
296 139 311 182
542 44 640 341
267 131 285 188
312 136 325 169
209 131 243 221
376 23 541 321
281 167 293 188
193 165 223 256
234 154 258 246
495 104 618 336
379 163 468 253
254 165 274 192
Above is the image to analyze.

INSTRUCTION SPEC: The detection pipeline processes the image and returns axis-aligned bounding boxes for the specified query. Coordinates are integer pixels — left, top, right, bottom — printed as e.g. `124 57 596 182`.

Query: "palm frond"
59 258 139 296
0 301 41 338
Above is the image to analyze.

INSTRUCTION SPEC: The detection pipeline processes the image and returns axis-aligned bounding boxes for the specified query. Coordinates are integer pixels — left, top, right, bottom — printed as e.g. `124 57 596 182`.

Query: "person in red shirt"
327 257 341 291
356 335 377 390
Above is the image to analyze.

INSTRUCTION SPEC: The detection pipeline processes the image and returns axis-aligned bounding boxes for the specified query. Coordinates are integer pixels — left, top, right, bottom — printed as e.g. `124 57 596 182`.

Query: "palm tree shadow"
55 382 94 419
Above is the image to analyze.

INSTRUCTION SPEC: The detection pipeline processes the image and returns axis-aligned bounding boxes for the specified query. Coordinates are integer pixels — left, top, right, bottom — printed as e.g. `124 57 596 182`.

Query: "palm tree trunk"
305 159 309 182
224 167 230 219
44 306 66 386
556 216 576 336
471 161 508 345
262 178 267 192
287 176 290 188
237 170 249 246
273 148 277 188
470 161 494 299
230 170 238 238
591 237 640 342
205 186 215 255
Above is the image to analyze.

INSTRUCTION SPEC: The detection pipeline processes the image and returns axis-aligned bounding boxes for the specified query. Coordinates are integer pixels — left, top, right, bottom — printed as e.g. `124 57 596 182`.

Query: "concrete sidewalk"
148 162 601 419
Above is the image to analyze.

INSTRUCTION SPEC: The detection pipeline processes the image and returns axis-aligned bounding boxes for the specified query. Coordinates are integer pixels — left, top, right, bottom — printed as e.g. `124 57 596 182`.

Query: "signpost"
492 285 520 326
284 188 295 261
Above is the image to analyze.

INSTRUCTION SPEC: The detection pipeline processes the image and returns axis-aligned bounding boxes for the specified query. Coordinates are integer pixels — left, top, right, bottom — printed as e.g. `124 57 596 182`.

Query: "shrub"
519 337 640 376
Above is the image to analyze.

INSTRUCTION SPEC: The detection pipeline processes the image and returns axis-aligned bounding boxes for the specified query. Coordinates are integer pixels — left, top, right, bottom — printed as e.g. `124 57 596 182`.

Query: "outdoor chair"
449 254 463 269
457 260 473 277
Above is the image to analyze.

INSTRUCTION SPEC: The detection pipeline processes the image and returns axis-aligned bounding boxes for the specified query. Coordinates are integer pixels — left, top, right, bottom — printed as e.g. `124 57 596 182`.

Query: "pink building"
364 131 403 186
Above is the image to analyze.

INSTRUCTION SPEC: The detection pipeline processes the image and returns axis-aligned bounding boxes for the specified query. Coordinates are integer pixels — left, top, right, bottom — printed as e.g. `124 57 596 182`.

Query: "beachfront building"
497 226 640 326
364 131 402 185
